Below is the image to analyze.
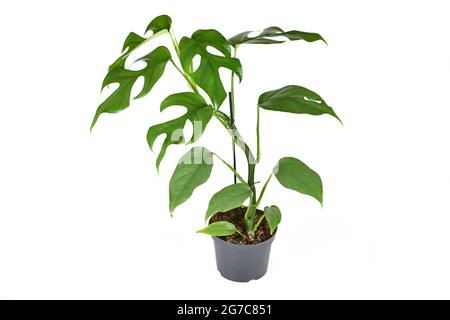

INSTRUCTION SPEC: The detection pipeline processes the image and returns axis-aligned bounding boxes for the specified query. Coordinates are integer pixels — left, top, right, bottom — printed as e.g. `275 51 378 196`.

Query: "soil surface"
210 206 273 245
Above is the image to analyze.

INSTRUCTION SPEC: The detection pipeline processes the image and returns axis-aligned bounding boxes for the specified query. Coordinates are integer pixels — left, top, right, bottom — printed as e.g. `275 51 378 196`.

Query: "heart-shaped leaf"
264 205 282 235
258 85 341 123
197 221 237 236
228 26 326 47
179 29 243 108
91 46 171 130
109 15 172 72
205 183 252 221
274 157 323 205
169 147 213 214
147 92 213 170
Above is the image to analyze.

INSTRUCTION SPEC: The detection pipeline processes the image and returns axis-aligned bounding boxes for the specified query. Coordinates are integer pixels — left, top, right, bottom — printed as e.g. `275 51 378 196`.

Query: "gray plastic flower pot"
212 234 276 282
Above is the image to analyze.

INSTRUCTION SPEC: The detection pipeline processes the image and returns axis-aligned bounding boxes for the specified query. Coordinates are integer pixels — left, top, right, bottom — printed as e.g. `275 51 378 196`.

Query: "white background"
1 0 450 299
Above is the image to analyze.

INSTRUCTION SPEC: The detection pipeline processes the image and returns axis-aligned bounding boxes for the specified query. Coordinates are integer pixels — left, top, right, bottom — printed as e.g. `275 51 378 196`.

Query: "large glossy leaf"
147 92 213 170
179 29 243 108
197 221 237 236
274 157 323 205
109 15 172 72
205 183 252 221
228 26 325 47
264 205 282 235
91 46 171 130
169 147 213 214
258 85 341 123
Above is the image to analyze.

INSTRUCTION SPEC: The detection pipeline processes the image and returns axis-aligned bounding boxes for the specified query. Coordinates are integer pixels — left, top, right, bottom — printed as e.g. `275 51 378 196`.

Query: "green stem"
256 106 261 163
255 173 272 207
213 112 257 233
230 47 237 119
169 29 198 93
253 214 266 233
235 229 248 239
170 59 198 93
169 28 181 59
211 152 246 185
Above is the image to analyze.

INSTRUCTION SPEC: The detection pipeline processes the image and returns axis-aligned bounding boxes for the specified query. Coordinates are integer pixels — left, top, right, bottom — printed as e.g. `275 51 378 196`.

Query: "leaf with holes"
109 15 172 72
145 14 172 34
179 29 243 108
169 147 213 214
147 92 213 170
229 26 326 47
274 157 323 205
91 46 171 130
205 183 252 221
258 85 341 123
196 221 237 236
264 205 282 235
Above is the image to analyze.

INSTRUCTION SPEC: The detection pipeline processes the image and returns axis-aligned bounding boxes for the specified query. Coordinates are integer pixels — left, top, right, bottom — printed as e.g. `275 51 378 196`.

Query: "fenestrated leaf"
147 92 213 170
205 183 252 221
91 46 171 130
169 147 213 214
258 85 341 123
197 221 237 236
264 205 282 235
109 15 172 72
145 14 172 34
179 29 243 108
274 157 323 205
108 32 146 72
228 26 326 47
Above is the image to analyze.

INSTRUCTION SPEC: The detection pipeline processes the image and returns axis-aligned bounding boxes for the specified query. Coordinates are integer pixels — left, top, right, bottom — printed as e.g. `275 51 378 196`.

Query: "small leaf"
228 26 326 47
264 205 282 235
145 15 172 34
169 147 213 213
197 221 237 236
274 157 323 205
258 85 341 123
180 29 243 108
205 183 252 221
147 92 213 169
91 46 171 130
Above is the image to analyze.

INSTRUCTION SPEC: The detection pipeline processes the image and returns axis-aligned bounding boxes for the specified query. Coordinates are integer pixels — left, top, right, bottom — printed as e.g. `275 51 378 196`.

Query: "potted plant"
91 15 341 282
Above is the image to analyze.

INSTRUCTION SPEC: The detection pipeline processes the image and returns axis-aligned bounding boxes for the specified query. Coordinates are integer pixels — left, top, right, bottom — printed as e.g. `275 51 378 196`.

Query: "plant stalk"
211 152 246 185
213 112 257 234
256 106 261 163
228 92 237 184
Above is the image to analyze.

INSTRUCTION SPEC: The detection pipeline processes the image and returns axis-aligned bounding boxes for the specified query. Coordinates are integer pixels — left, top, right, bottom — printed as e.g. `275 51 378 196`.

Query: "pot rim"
212 229 277 248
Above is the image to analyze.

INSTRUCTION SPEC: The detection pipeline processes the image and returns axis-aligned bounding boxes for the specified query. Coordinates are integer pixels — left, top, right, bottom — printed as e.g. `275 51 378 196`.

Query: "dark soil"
209 206 273 245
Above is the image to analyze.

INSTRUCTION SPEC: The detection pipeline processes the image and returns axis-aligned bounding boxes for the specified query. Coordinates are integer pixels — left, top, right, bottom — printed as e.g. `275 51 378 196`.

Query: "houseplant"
91 15 341 282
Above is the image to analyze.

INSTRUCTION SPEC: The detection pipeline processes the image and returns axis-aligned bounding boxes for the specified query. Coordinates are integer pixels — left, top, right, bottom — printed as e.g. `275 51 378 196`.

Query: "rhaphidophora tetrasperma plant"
91 15 341 241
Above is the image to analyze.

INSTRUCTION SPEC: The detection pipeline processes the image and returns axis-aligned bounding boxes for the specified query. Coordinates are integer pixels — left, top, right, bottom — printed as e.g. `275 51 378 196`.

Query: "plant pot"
212 234 276 282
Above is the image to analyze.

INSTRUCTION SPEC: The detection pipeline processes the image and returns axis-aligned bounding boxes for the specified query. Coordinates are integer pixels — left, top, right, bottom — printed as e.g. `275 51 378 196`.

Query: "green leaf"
205 183 252 221
274 157 323 205
147 92 213 170
264 205 282 235
197 221 237 236
258 85 342 123
145 15 172 34
108 15 172 73
228 26 326 47
108 32 147 72
169 147 213 214
91 46 171 130
179 29 243 108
